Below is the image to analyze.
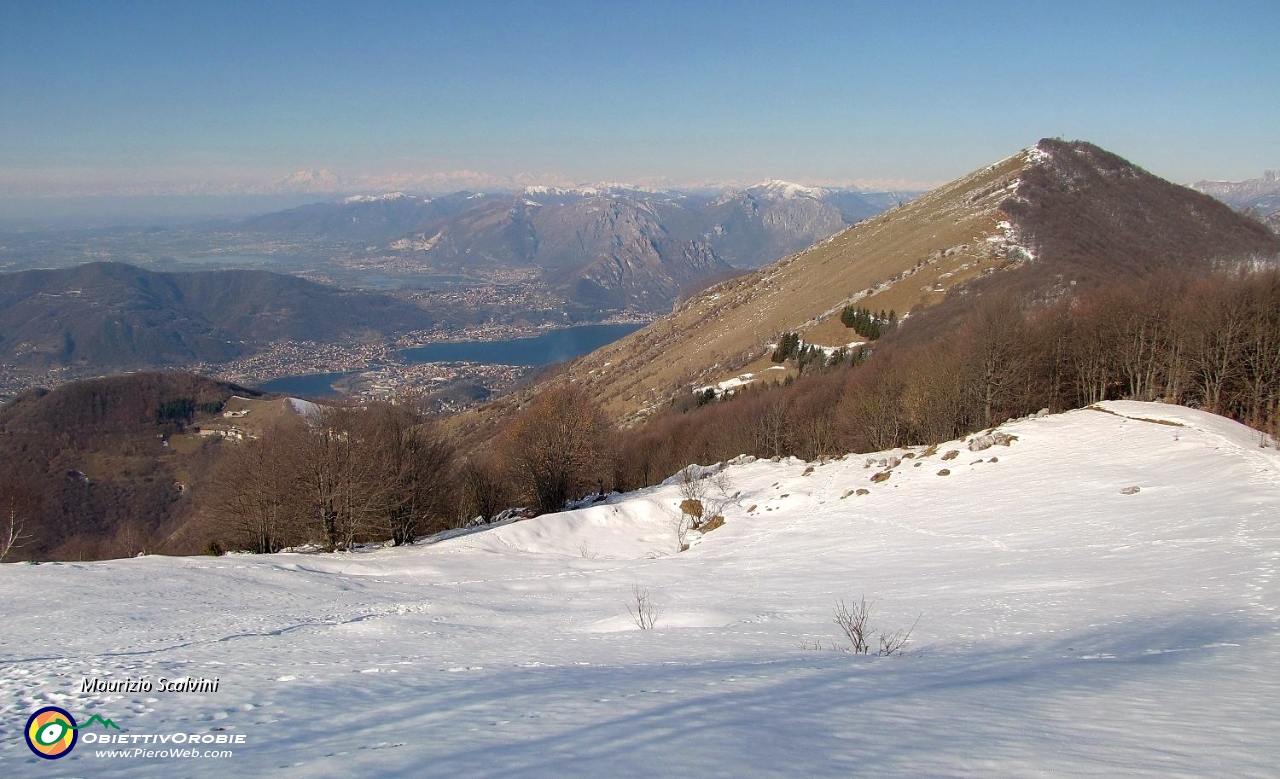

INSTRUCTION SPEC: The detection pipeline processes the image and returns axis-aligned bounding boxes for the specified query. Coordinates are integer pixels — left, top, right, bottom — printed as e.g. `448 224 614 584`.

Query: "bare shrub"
627 585 659 630
677 465 734 539
670 506 693 553
878 615 920 656
834 597 874 654
834 597 919 656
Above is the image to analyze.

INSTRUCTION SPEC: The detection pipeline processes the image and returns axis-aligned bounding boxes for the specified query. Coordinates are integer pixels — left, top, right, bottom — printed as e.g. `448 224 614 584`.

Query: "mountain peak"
745 179 828 200
530 139 1280 423
339 192 414 204
277 168 344 192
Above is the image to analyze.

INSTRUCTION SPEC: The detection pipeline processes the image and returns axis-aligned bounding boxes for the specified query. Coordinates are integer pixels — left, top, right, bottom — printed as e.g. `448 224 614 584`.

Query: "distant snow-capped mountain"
1192 170 1280 217
224 181 913 312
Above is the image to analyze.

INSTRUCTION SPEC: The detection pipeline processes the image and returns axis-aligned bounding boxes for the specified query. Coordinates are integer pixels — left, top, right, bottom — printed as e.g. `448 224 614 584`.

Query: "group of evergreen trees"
839 306 896 340
770 332 802 362
770 332 867 374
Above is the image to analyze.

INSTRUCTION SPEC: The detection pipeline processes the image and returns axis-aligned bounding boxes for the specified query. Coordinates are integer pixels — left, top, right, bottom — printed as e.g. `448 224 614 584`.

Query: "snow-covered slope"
3 402 1278 777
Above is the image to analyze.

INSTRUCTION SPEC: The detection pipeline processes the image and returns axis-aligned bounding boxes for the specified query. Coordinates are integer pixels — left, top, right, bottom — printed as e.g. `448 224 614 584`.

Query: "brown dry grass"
555 150 1034 422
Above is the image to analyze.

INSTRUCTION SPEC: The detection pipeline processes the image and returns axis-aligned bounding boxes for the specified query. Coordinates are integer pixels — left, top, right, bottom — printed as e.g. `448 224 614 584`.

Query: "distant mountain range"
1193 171 1280 225
233 182 910 312
0 263 438 371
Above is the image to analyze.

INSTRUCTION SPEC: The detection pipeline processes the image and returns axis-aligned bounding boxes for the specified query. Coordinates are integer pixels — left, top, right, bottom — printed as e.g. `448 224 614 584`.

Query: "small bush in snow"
833 597 919 656
627 585 659 630
834 597 874 654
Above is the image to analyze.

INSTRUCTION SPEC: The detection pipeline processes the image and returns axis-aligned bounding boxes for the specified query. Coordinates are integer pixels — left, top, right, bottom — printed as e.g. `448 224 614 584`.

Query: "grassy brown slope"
446 139 1280 443
474 149 1033 428
441 150 1033 443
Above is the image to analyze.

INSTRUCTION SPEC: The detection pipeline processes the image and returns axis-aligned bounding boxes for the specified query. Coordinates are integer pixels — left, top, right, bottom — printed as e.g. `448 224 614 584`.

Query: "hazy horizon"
2 0 1277 221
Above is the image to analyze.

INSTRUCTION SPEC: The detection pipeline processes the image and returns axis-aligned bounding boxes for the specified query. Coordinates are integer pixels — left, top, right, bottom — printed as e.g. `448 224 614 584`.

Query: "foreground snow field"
3 401 1278 778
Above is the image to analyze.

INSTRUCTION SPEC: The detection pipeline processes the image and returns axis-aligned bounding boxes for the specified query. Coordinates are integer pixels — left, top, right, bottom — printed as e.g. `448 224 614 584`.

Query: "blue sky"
1 0 1277 199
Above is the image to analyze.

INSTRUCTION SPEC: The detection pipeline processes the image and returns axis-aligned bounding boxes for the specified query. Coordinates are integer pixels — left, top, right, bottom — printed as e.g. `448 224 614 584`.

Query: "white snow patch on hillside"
2 402 1278 778
286 397 322 420
1024 145 1052 165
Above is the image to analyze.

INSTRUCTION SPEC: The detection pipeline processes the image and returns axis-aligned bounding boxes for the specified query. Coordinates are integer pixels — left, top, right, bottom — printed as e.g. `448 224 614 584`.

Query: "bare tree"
959 295 1033 427
754 395 790 458
208 422 306 553
296 407 386 552
364 404 454 545
504 384 614 515
1 478 39 562
1237 270 1280 431
458 452 510 525
1186 281 1248 415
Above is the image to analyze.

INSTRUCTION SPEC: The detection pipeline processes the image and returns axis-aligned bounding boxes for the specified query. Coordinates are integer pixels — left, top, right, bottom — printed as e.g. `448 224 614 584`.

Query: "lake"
258 323 645 398
257 370 358 398
399 322 644 367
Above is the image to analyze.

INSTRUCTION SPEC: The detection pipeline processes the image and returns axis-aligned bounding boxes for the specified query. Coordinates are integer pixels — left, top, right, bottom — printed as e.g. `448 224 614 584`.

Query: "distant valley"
0 181 912 316
3 148 1275 412
0 180 915 402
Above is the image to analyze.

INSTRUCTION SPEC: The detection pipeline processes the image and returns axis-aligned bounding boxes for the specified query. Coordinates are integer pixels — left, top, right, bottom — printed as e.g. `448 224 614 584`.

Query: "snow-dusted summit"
339 192 417 204
745 179 829 200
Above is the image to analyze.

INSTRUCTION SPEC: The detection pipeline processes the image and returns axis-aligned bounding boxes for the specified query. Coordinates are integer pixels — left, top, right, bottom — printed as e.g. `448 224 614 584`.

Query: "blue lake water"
257 370 358 398
399 323 644 367
258 323 645 398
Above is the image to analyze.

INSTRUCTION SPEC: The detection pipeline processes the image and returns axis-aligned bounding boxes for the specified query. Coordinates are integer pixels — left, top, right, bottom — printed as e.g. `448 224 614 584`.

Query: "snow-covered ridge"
3 402 1277 777
746 179 829 200
339 192 414 204
521 183 674 198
